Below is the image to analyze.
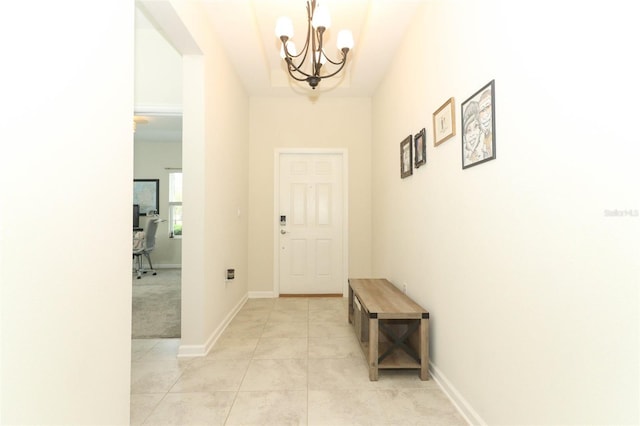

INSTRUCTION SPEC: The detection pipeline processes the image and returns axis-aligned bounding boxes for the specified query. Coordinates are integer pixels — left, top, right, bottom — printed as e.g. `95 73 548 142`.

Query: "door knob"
280 229 287 234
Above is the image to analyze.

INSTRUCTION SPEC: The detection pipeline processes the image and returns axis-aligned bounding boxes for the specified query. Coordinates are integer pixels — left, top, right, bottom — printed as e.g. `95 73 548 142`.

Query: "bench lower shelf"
359 341 421 369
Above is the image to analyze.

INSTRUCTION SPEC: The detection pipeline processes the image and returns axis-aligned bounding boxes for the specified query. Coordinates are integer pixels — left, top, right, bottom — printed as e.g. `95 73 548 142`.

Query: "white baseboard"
248 291 275 299
177 294 248 358
430 362 485 426
155 264 182 269
176 343 207 357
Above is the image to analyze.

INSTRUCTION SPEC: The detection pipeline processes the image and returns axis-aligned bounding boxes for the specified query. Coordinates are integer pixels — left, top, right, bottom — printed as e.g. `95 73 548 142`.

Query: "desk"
348 278 429 381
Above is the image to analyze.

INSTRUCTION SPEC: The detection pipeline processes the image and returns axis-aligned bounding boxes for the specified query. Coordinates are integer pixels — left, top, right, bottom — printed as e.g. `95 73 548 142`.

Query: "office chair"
133 215 161 279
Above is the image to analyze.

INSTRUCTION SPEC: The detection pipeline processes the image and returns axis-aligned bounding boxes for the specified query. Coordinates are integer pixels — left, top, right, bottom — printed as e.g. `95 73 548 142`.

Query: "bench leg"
368 316 378 381
420 317 430 380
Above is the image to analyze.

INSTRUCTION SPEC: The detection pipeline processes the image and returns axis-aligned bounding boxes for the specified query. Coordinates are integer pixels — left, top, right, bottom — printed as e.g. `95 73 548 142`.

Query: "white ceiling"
200 0 424 97
135 0 425 141
133 114 182 143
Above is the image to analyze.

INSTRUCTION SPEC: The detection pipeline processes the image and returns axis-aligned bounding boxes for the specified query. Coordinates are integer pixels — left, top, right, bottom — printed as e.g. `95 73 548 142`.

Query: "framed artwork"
461 80 496 169
433 97 456 146
414 128 426 168
400 135 413 179
133 179 159 215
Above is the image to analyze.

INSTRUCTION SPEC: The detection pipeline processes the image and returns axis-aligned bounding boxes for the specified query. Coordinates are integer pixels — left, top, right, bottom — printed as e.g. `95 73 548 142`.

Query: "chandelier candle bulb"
275 16 294 39
280 41 297 59
337 30 354 51
311 3 331 29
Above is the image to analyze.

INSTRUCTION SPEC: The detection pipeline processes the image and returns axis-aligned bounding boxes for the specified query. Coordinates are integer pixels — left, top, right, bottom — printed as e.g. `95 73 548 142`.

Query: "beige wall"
0 1 134 424
248 97 372 295
372 1 639 424
161 1 250 354
135 23 182 107
134 140 182 266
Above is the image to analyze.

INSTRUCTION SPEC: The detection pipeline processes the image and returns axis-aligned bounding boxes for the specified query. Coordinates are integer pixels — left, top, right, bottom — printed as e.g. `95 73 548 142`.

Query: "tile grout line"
223 301 274 425
132 339 176 426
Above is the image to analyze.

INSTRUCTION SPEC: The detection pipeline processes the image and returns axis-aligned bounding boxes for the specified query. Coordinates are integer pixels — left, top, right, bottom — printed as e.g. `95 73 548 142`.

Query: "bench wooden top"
349 278 429 320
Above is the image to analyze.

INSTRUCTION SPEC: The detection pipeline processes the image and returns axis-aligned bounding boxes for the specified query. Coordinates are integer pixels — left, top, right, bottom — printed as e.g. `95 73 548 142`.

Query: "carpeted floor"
131 268 181 339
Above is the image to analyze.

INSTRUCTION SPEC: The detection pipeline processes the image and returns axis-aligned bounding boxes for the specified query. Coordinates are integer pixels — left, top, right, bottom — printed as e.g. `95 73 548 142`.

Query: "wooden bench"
348 278 430 381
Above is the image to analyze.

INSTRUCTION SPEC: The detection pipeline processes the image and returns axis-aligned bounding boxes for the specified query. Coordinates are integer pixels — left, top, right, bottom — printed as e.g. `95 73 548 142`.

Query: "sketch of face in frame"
478 89 492 136
461 80 496 169
462 101 482 162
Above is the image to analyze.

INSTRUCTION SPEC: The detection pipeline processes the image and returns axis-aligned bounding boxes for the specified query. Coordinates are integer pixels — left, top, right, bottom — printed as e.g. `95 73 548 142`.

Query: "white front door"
278 152 344 294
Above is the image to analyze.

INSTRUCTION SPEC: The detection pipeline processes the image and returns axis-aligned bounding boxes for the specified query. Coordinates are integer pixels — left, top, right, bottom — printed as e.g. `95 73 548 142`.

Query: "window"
169 172 182 238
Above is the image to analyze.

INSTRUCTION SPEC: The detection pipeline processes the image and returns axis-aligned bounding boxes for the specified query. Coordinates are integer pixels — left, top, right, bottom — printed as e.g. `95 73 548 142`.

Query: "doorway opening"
132 5 183 341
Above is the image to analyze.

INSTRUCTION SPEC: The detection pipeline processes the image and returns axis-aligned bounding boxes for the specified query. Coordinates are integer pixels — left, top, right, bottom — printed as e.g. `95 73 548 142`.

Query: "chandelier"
275 0 354 90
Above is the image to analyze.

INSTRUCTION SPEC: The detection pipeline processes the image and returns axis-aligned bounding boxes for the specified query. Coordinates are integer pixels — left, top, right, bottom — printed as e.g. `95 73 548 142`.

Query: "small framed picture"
414 128 426 168
461 80 496 169
400 135 413 179
433 97 456 146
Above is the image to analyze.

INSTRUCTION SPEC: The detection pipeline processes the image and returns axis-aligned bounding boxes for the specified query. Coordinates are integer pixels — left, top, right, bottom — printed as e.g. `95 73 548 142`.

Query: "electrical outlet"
402 283 407 294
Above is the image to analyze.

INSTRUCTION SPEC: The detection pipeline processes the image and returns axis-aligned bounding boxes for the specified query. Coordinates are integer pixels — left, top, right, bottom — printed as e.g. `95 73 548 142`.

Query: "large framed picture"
461 80 496 169
433 97 456 146
133 179 159 215
400 135 413 179
414 128 426 168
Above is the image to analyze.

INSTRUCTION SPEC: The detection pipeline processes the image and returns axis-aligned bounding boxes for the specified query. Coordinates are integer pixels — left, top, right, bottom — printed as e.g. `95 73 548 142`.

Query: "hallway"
131 297 465 425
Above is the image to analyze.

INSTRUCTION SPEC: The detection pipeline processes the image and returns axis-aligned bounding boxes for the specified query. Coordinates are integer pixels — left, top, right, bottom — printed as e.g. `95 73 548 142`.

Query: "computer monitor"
133 204 140 228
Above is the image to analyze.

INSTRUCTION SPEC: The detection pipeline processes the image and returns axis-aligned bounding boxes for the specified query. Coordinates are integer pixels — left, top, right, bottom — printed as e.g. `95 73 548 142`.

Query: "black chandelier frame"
278 0 351 89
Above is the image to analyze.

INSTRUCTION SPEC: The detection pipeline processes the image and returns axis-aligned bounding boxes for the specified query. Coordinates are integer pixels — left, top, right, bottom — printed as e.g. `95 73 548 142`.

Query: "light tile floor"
131 297 466 425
